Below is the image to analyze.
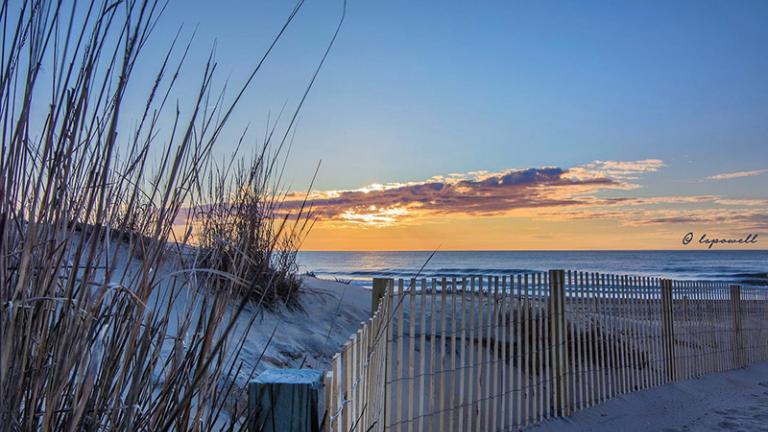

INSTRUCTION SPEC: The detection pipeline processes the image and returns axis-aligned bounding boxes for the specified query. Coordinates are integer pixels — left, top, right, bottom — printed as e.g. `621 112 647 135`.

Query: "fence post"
660 279 676 382
322 371 332 432
548 269 569 416
730 285 744 368
249 369 324 432
372 278 388 316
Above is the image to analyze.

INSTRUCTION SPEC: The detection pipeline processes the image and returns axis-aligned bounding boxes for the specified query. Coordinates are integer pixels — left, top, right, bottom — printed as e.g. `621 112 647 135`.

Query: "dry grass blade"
0 0 324 430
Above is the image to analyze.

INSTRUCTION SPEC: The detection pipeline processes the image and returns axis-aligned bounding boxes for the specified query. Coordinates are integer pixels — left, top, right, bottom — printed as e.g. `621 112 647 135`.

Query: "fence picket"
427 278 437 432
323 273 768 432
515 274 522 428
576 271 585 410
468 277 477 430
481 276 491 431
532 273 540 422
540 273 553 418
417 279 427 432
438 278 447 432
628 276 639 392
490 276 500 430
507 275 517 428
447 278 457 432
457 277 467 432
499 276 508 431
537 272 545 421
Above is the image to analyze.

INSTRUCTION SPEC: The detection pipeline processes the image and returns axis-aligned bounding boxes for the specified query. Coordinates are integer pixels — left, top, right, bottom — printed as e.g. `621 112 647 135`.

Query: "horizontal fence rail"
324 270 768 432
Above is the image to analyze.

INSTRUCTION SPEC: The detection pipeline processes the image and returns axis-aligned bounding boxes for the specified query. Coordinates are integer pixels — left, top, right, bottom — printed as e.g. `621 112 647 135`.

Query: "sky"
144 0 768 250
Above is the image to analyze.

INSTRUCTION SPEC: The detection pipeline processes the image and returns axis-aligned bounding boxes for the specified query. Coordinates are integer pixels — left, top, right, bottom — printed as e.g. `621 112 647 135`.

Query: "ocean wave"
731 272 768 279
299 251 768 288
342 267 539 277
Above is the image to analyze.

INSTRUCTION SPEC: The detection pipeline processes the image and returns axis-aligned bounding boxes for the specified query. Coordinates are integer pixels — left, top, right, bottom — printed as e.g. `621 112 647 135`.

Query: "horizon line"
299 248 768 253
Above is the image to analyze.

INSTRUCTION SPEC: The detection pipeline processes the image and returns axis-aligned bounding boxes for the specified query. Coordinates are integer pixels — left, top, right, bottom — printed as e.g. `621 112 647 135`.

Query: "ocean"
296 250 768 289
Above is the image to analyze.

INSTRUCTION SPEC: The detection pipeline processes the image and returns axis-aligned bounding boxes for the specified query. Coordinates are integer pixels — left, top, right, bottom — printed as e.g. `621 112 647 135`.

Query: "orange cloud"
178 159 768 250
282 160 667 226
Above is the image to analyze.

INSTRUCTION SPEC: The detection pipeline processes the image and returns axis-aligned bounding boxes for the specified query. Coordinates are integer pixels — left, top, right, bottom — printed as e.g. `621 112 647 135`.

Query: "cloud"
545 205 768 232
180 157 768 235
706 168 768 181
714 198 768 206
567 159 665 180
626 209 768 230
282 159 665 226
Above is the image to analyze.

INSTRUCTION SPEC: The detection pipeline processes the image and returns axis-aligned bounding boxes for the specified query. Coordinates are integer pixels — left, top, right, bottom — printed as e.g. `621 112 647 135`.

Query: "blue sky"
139 0 768 194
134 0 768 249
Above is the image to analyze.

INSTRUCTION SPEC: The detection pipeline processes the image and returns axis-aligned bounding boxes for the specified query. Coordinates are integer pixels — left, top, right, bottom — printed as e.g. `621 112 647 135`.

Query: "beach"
4 1 767 429
231 276 371 371
261 276 768 432
527 361 768 432
300 275 768 432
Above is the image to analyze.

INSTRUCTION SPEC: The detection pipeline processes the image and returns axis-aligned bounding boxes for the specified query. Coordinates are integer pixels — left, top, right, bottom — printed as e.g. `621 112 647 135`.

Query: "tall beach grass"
0 0 337 429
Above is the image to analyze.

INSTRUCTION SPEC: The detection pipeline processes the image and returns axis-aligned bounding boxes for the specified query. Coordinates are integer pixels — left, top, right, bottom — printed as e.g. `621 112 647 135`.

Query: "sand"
293 281 768 432
265 282 768 432
108 241 768 430
527 362 768 432
263 276 372 370
67 236 373 427
110 240 372 378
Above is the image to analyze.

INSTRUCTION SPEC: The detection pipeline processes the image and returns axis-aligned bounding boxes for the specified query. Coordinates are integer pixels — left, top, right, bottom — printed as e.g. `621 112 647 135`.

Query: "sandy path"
527 362 768 432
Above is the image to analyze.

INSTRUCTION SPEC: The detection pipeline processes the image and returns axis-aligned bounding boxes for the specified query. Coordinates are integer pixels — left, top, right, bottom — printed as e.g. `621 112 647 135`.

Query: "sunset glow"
287 159 768 251
160 1 767 253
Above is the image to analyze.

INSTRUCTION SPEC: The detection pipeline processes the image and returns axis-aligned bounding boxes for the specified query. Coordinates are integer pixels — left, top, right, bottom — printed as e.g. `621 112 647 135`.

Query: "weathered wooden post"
660 279 676 381
548 269 569 416
372 278 390 316
322 371 332 432
249 369 324 432
730 285 745 368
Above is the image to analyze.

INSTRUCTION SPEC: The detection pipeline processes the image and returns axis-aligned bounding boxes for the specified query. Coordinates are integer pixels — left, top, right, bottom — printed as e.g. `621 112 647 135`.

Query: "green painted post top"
254 369 323 386
249 369 323 432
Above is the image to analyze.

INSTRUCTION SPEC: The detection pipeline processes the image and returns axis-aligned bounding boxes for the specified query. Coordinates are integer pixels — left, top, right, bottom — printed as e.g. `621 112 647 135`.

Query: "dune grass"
194 147 315 310
0 0 339 429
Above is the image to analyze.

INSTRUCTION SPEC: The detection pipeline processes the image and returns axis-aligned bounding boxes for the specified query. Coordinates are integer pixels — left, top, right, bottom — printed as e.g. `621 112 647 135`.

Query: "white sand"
259 276 372 370
527 362 768 432
107 242 768 430
106 239 372 377
95 237 372 423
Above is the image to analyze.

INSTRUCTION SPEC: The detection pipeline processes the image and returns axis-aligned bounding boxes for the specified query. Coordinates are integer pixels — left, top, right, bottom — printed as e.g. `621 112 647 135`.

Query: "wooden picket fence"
324 270 768 432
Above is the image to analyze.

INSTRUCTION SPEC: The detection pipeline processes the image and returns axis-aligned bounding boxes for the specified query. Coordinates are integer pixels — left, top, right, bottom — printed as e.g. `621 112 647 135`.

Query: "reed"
0 0 318 429
194 147 315 309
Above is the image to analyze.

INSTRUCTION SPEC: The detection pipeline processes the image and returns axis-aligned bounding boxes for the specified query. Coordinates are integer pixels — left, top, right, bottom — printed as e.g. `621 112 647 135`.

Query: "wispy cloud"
606 209 768 230
540 200 768 231
567 159 665 181
706 168 768 181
